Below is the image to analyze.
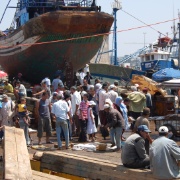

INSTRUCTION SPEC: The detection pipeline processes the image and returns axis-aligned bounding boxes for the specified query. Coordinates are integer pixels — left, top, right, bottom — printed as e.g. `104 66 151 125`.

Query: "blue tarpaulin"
152 68 180 82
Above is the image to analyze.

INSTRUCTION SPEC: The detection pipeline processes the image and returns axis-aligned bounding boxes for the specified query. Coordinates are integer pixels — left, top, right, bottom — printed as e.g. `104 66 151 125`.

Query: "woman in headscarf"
115 96 129 130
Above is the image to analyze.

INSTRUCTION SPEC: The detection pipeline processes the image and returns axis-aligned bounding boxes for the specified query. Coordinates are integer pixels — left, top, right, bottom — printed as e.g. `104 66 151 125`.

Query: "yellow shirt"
18 104 26 112
4 83 13 93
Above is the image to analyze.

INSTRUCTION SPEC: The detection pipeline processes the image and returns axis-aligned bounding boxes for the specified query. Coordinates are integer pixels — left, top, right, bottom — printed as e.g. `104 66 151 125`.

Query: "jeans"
67 119 72 138
56 118 69 148
19 118 30 145
123 157 150 169
110 127 122 149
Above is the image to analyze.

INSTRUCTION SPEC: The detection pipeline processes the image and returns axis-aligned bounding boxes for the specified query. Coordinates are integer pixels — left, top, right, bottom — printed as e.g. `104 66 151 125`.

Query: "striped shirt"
79 100 89 120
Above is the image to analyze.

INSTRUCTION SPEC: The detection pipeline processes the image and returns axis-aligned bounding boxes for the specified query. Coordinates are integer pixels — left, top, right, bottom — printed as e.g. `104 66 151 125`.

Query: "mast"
112 0 121 66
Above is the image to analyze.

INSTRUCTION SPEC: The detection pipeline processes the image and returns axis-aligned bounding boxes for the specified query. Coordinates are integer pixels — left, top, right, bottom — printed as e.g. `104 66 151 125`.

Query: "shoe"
66 146 70 149
113 148 121 152
57 147 62 150
111 143 115 147
46 141 54 144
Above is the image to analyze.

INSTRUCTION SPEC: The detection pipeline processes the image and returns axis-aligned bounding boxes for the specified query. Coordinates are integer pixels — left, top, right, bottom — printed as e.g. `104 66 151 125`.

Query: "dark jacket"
106 108 125 129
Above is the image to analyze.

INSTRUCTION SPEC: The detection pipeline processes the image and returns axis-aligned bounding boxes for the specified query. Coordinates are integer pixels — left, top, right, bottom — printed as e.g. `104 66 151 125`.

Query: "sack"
100 126 109 138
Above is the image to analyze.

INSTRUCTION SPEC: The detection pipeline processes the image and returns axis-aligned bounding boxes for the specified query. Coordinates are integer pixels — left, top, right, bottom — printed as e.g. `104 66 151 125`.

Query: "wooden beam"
40 151 155 180
32 170 69 180
4 126 33 179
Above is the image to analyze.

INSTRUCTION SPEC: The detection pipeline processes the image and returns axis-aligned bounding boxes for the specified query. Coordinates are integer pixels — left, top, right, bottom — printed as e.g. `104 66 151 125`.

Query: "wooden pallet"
40 151 155 180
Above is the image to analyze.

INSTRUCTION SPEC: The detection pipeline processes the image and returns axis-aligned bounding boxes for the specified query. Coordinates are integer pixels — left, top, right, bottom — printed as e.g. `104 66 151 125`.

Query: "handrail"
17 0 93 9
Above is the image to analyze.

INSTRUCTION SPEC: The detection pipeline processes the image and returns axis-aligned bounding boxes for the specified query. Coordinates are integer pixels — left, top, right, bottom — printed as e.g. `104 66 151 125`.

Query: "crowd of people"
1 69 180 179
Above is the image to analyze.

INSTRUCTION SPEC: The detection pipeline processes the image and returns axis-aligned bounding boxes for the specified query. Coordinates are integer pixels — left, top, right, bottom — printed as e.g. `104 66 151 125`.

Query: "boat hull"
89 63 145 84
0 11 113 84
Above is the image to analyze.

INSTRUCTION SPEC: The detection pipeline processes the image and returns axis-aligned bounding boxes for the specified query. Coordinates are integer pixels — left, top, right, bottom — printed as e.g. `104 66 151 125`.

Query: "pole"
114 8 118 66
143 32 146 47
178 23 180 69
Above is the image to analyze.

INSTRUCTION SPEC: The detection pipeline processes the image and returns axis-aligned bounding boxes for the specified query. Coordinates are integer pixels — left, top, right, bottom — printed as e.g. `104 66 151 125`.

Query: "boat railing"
17 0 94 8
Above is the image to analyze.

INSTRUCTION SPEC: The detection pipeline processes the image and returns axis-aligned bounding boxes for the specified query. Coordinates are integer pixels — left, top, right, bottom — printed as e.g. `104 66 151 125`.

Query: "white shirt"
51 100 69 120
43 77 51 86
71 91 81 115
79 72 86 85
52 78 63 91
16 84 27 96
108 90 118 103
98 89 109 111
66 100 73 119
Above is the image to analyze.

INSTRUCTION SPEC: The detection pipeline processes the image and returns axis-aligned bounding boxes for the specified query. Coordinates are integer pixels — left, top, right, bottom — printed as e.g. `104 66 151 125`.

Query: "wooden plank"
4 126 33 180
40 151 155 180
32 170 69 180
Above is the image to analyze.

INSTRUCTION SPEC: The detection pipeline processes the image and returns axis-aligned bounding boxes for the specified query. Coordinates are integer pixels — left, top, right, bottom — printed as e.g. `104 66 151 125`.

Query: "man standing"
134 108 153 154
108 84 118 103
150 126 180 179
36 92 52 145
51 94 72 149
70 86 81 136
0 94 15 126
142 88 152 112
127 86 146 129
104 104 125 151
79 69 86 85
98 83 109 126
52 75 63 92
121 125 151 168
42 77 51 90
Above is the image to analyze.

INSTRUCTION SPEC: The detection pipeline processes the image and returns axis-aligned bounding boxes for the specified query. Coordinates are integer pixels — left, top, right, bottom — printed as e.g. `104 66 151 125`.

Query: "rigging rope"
121 9 168 37
0 17 179 49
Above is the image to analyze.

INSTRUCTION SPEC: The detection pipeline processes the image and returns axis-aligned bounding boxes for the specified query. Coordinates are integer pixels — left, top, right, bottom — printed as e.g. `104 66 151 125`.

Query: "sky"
0 0 180 57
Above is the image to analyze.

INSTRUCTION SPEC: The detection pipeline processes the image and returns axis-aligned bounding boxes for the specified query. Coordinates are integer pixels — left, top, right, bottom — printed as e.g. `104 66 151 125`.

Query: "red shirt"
79 100 89 120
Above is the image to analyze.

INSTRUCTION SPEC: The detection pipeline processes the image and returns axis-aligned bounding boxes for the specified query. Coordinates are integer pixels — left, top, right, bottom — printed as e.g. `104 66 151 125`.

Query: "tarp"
160 79 180 89
152 68 180 82
131 75 167 96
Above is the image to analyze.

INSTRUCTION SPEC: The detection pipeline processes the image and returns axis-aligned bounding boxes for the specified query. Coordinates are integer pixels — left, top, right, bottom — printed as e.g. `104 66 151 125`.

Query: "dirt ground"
27 121 180 164
0 121 179 167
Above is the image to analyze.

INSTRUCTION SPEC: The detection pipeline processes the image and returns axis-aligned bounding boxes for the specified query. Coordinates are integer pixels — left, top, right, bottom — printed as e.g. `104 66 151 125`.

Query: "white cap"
95 83 102 90
135 84 139 87
104 104 110 109
89 101 96 106
109 84 115 89
158 126 169 133
81 91 87 97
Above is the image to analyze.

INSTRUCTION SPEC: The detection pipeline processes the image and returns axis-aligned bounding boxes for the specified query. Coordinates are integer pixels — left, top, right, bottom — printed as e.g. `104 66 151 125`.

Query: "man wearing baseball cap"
121 125 151 168
150 126 180 179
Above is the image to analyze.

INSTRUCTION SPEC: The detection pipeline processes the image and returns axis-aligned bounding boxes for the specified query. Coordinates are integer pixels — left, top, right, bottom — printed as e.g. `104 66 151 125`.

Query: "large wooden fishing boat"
0 0 113 85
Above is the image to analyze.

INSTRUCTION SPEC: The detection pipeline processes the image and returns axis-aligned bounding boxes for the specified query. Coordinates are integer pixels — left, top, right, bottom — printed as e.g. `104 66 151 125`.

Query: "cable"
0 17 179 49
121 9 168 37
